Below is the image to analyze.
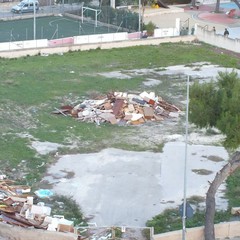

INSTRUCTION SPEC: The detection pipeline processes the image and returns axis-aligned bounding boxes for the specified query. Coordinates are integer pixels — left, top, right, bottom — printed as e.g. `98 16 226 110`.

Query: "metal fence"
0 2 139 41
0 13 126 42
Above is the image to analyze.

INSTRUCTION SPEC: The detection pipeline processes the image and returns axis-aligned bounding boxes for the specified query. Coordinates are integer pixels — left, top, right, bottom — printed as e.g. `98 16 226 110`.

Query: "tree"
189 71 240 240
214 0 220 13
214 0 240 13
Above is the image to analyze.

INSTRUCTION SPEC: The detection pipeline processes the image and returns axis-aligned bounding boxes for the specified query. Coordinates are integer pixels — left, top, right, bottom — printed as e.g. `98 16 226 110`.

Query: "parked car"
11 0 39 13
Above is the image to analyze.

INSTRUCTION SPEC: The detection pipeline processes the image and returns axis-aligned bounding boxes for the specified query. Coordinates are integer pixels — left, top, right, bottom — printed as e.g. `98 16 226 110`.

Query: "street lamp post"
33 0 36 40
182 75 190 240
138 0 141 32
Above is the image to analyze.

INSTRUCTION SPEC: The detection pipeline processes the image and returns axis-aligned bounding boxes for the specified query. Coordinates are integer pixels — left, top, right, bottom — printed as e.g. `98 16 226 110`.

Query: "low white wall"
74 32 128 44
202 0 229 4
0 39 48 51
154 28 179 37
196 25 240 53
0 35 196 58
153 221 240 240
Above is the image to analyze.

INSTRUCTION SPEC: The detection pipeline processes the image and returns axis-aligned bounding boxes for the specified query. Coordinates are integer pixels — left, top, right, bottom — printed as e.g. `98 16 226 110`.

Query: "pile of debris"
53 91 181 125
0 179 74 233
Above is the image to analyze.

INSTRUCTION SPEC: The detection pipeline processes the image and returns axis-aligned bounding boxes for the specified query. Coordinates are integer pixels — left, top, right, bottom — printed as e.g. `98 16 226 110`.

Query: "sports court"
0 15 123 43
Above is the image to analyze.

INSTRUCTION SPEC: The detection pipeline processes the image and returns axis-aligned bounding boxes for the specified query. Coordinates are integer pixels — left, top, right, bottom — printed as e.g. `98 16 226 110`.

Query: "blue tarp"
34 189 54 198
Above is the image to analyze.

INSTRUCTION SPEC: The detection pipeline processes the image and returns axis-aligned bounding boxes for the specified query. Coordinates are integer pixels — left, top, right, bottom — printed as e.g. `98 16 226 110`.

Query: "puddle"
43 142 229 227
99 62 240 84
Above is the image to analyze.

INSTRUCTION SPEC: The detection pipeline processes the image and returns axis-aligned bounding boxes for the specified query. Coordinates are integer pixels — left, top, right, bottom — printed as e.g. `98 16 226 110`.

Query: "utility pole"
138 0 141 32
33 0 36 40
182 75 189 240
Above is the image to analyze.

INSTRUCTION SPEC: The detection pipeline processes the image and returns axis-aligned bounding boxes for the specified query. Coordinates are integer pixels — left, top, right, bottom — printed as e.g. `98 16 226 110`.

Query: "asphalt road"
0 2 82 17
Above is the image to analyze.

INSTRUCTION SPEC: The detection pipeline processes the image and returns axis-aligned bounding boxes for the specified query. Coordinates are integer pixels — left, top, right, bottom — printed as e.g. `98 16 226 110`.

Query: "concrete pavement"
143 4 240 37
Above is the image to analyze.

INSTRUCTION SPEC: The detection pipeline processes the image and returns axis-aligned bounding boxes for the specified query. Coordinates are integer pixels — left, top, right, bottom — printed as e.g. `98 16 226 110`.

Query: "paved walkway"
143 4 240 38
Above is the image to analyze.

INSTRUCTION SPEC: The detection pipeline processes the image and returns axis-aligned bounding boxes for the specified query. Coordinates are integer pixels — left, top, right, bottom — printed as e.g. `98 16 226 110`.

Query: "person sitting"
224 28 229 37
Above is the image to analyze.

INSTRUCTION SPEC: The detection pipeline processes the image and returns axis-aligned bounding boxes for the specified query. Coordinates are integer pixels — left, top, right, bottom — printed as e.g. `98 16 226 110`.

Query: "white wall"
153 221 240 240
202 0 229 4
154 28 179 37
74 32 128 44
0 35 196 58
0 39 48 51
196 25 240 53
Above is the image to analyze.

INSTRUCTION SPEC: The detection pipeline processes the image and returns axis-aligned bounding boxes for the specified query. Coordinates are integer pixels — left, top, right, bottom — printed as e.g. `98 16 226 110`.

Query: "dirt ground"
39 64 240 228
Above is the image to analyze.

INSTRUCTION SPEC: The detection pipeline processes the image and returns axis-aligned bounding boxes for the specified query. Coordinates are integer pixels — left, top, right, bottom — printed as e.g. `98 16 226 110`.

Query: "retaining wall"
196 25 240 53
0 35 196 58
1 220 239 240
0 39 48 51
153 221 240 240
0 222 78 240
73 32 128 44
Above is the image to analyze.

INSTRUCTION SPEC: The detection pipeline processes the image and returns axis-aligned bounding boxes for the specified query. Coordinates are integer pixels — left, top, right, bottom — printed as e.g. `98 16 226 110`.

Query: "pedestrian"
224 28 229 37
212 26 216 33
191 26 195 35
196 1 200 9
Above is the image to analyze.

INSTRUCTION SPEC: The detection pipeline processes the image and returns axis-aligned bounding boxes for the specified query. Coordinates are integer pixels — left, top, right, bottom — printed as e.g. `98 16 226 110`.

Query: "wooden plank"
128 104 135 112
153 114 164 121
103 101 112 110
112 99 124 117
99 113 117 124
143 106 154 119
131 118 145 125
124 114 132 121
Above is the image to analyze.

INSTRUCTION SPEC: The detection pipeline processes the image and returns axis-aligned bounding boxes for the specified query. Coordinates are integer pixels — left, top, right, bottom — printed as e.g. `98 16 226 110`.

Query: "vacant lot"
0 43 240 230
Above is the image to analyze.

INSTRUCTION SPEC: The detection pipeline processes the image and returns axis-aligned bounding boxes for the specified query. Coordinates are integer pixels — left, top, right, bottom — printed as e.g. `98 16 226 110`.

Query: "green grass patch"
226 169 240 207
146 208 232 234
43 195 86 225
0 135 35 166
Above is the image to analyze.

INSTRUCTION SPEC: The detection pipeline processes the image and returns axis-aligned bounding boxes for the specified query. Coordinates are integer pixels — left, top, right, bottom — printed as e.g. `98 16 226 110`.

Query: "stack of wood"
53 91 181 125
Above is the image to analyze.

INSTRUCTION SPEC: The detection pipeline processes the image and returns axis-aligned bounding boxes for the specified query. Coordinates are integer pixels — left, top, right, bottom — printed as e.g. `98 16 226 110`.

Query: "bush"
142 21 156 36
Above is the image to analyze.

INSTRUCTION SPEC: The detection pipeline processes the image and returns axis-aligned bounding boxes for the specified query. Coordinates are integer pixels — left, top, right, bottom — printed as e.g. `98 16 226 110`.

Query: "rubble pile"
53 91 181 125
0 180 74 233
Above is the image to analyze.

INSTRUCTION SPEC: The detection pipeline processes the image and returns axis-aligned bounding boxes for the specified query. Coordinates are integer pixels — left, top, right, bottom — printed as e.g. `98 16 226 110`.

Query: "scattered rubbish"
0 171 6 178
0 179 75 234
40 52 49 57
0 178 150 239
37 162 45 168
0 171 6 180
53 91 181 125
231 207 240 215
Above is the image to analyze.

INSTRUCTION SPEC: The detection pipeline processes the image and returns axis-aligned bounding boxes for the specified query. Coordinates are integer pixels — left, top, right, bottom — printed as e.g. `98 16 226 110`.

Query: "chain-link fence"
0 2 139 42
